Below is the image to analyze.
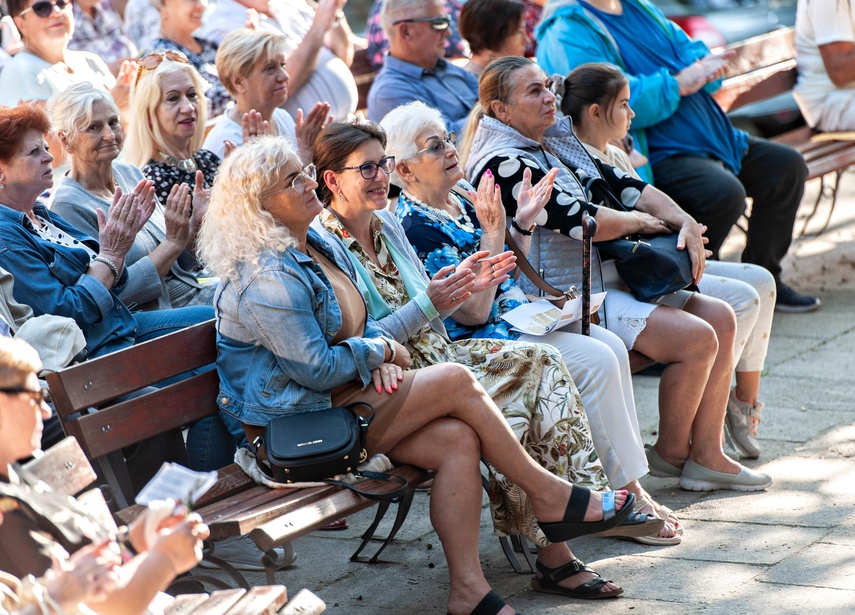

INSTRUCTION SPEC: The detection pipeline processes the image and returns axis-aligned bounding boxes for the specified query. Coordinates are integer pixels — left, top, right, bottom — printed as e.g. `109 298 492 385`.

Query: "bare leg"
734 371 761 406
630 304 717 468
386 417 515 615
370 364 628 528
621 479 680 538
682 295 742 474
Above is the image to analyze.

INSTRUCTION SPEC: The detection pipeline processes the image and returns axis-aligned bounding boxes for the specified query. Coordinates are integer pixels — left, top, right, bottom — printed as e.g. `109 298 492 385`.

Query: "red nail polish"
386 385 393 394
485 169 493 178
376 385 382 393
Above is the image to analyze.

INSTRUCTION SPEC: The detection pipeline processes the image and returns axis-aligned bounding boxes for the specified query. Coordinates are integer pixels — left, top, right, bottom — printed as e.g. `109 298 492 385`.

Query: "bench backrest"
45 319 220 461
713 27 796 113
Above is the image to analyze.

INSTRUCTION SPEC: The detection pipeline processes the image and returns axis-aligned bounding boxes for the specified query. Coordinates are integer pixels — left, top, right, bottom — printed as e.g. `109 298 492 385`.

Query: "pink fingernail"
376 385 382 393
485 169 493 178
386 385 393 394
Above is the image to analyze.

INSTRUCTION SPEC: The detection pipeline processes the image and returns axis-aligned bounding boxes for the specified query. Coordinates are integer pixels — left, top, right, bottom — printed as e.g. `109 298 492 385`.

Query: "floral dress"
320 209 607 545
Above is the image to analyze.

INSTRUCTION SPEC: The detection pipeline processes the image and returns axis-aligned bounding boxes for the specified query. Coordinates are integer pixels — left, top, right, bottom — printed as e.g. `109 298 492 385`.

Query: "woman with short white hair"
382 100 684 547
49 82 215 309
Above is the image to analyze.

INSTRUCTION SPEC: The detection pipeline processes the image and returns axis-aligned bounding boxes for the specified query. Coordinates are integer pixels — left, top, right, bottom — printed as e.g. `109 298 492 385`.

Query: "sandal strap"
601 490 616 520
563 484 591 522
470 590 506 615
536 558 595 584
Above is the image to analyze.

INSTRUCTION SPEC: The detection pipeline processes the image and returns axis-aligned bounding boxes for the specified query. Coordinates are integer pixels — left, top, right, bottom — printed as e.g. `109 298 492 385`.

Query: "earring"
338 193 344 201
0 184 4 189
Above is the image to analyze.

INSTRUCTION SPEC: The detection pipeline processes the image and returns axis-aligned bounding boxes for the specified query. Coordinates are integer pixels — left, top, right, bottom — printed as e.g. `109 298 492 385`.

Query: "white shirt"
794 0 855 127
197 0 357 119
202 108 298 159
0 49 115 106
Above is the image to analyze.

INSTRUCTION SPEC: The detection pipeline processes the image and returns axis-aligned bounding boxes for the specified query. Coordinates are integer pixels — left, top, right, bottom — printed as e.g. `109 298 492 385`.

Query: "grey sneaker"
198 535 296 572
725 388 763 459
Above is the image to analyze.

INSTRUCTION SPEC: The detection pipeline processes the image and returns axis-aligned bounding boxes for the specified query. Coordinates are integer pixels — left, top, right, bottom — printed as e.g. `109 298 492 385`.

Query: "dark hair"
0 104 51 164
6 0 31 18
561 63 628 127
459 0 525 55
313 119 388 206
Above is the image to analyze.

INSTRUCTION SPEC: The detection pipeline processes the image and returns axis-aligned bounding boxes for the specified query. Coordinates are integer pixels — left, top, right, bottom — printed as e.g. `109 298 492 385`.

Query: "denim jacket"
0 202 136 357
215 228 389 427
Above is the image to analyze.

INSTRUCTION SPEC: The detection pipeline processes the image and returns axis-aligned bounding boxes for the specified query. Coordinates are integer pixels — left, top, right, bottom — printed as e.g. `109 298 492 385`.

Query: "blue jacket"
0 202 136 357
215 229 390 428
536 0 733 182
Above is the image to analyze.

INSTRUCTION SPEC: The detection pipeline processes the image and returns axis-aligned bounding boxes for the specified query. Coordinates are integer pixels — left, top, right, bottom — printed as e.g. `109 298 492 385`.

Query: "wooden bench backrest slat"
224 585 288 615
22 436 97 496
186 589 246 615
63 369 221 459
46 319 217 415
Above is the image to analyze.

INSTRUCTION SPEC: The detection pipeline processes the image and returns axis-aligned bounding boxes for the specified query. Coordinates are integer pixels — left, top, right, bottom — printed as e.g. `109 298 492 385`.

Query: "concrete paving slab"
701 582 855 615
760 543 855 591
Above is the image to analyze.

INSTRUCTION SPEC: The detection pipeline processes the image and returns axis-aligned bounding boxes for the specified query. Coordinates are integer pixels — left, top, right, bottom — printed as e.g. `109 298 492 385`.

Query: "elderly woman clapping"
381 100 684 546
202 28 331 162
197 135 637 615
49 83 215 309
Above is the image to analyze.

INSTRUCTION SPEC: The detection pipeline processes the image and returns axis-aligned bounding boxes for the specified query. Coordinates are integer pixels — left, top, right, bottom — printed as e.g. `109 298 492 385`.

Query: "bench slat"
164 594 210 614
222 585 288 615
187 589 246 615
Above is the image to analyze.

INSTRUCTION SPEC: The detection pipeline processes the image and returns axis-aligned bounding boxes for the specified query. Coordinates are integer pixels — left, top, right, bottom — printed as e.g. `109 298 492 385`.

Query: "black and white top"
142 149 220 207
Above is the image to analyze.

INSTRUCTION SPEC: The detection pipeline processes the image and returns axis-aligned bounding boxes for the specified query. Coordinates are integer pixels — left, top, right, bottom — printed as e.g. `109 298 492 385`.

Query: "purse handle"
503 228 579 301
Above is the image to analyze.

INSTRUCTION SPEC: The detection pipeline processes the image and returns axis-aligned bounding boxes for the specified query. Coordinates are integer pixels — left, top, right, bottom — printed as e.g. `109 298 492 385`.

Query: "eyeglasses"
0 386 50 405
135 50 190 86
415 132 456 157
18 0 70 18
336 156 396 180
392 16 451 31
270 164 317 195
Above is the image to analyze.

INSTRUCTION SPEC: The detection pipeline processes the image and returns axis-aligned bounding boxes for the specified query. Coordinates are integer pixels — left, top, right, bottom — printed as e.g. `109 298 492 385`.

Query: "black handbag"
585 177 695 302
251 402 408 501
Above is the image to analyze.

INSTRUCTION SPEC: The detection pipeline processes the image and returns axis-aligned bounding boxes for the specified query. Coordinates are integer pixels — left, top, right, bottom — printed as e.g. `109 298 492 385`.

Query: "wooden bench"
45 319 432 588
713 27 855 235
23 437 291 615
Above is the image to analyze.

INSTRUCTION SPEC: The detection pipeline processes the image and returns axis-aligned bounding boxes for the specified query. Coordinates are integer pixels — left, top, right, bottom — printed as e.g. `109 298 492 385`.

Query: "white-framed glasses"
415 132 456 157
270 164 317 195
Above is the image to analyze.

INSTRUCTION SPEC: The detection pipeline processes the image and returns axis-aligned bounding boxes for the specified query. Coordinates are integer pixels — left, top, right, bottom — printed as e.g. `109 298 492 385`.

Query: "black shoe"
775 281 820 313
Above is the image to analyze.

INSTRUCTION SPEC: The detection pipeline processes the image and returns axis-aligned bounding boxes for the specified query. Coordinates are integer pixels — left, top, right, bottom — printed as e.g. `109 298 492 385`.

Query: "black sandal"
537 486 635 543
448 589 521 615
531 558 623 600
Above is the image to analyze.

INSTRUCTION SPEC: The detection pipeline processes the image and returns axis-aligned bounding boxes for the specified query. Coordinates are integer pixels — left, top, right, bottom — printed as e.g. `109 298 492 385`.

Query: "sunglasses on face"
135 50 190 86
337 156 396 180
18 0 71 18
0 386 50 405
416 132 456 157
392 16 451 31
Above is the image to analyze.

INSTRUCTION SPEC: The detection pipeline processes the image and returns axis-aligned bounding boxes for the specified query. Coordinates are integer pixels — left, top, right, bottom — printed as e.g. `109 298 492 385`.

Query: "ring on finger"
451 295 457 301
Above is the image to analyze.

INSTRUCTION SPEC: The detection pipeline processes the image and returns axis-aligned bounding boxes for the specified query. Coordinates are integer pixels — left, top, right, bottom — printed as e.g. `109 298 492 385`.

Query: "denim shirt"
0 202 136 357
215 229 389 428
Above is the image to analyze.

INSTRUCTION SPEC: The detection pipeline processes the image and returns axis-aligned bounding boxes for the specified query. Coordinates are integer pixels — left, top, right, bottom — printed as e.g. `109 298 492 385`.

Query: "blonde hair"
47 82 121 143
216 29 289 98
124 60 209 167
380 101 446 188
197 136 301 281
459 56 533 167
0 337 41 389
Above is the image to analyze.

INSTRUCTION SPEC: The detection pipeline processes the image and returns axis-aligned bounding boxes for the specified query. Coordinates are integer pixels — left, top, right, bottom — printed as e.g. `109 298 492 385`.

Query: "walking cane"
581 211 597 336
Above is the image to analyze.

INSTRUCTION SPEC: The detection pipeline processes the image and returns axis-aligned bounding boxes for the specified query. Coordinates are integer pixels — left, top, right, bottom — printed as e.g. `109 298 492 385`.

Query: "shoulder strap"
504 228 577 301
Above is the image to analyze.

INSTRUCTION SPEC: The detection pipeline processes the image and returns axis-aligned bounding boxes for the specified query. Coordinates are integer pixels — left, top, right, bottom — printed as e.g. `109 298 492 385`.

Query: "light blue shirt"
367 56 478 134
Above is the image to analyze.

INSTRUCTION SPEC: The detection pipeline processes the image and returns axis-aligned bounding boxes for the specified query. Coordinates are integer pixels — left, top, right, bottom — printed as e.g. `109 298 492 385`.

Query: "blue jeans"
131 306 236 473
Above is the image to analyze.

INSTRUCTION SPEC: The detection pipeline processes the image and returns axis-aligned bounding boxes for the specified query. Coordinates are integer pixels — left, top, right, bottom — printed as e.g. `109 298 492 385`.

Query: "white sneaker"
198 535 296 572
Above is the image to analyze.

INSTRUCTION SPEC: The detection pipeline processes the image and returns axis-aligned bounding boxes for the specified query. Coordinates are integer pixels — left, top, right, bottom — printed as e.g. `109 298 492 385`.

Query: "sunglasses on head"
135 50 190 86
392 16 451 31
18 0 70 18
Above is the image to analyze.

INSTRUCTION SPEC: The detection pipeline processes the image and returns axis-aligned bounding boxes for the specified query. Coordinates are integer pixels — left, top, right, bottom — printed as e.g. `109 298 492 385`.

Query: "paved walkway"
217 175 855 614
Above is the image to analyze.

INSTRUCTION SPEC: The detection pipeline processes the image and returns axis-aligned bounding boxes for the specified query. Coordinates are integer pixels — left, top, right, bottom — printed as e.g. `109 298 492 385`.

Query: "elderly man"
367 0 478 133
795 0 855 131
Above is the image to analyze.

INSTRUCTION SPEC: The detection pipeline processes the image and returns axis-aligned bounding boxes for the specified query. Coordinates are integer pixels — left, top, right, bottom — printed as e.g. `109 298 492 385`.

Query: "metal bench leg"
498 536 524 573
349 499 392 562
198 541 251 590
799 174 829 236
511 535 538 572
815 169 846 237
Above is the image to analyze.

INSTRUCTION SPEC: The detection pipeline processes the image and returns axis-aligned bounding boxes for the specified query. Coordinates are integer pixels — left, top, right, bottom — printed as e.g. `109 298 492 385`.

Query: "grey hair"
47 82 120 141
380 0 437 36
380 101 446 188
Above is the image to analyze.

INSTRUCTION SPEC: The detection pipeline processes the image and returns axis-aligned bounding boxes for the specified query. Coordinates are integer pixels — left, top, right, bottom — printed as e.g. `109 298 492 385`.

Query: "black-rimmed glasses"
18 0 70 18
392 16 451 31
415 132 456 157
336 156 396 180
0 386 50 405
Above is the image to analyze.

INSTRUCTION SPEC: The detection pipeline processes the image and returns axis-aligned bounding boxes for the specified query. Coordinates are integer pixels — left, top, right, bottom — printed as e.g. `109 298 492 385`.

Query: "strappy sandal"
537 486 635 543
531 558 623 600
447 589 521 615
627 494 681 545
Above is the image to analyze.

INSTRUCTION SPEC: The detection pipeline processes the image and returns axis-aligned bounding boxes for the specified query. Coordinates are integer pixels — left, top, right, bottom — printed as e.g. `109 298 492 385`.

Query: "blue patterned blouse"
395 182 528 341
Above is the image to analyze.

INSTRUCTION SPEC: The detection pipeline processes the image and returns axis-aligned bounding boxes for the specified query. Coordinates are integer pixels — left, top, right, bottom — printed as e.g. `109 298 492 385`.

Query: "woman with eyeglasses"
49 82 216 310
0 336 211 614
146 0 232 117
124 53 219 210
459 0 530 77
198 135 642 615
314 119 663 599
379 101 684 552
0 0 120 107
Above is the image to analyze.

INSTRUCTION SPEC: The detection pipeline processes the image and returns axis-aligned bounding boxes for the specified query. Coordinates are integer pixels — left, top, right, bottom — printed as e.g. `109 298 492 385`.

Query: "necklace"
402 190 476 235
159 152 197 172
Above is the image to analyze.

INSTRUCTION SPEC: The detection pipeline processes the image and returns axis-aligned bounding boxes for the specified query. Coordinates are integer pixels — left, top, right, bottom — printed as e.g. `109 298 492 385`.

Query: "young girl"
564 63 775 462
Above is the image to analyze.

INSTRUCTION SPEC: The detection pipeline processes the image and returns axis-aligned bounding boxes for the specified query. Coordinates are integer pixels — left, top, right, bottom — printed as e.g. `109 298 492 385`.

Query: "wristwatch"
511 218 536 236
